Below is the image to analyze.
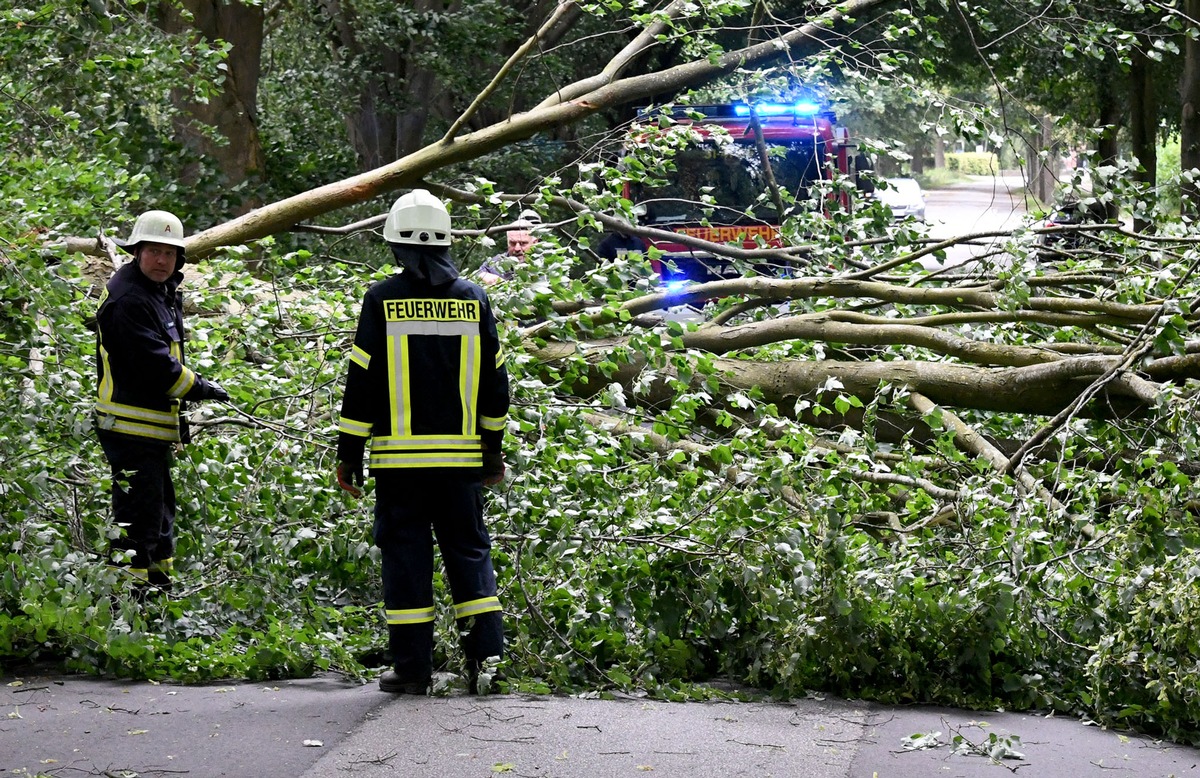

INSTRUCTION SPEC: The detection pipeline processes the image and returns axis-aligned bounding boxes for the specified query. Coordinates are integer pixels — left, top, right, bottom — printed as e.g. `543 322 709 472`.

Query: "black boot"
466 659 481 695
378 670 430 695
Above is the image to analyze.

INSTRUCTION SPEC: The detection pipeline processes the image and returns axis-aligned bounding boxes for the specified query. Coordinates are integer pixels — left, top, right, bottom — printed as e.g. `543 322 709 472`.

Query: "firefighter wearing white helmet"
93 209 230 597
122 209 187 252
336 189 510 695
383 188 452 246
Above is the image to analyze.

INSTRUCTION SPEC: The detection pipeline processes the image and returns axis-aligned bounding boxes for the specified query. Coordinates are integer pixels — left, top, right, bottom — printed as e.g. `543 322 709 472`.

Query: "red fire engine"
623 101 855 287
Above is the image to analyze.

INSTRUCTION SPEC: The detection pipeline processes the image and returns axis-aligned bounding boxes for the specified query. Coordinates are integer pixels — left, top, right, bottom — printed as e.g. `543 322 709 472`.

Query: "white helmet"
384 189 452 246
120 210 186 254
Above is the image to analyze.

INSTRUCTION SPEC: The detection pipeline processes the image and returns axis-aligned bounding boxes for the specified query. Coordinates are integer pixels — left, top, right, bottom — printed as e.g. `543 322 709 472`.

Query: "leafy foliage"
4 0 1200 755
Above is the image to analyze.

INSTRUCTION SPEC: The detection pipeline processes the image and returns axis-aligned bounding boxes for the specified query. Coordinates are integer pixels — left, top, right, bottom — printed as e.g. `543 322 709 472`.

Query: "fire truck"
623 101 856 287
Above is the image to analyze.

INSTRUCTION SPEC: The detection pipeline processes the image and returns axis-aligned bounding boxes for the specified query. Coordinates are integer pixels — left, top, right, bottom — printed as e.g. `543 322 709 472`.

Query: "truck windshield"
635 138 826 226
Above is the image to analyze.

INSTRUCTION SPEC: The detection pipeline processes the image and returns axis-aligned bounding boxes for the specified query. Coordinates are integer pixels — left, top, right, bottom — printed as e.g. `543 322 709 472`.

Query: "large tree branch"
157 0 885 258
530 339 1160 419
443 1 579 142
906 391 1079 529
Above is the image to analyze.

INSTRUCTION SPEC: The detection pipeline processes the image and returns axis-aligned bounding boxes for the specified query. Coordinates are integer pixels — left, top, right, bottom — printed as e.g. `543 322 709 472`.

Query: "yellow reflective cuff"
149 558 174 573
338 417 373 437
454 597 501 619
350 345 371 370
385 607 436 625
495 346 506 369
168 366 197 399
479 414 506 432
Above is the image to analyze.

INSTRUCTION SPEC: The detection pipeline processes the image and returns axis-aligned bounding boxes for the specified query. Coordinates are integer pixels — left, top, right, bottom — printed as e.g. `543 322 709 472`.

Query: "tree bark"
1097 75 1122 220
320 0 451 170
1130 43 1157 232
157 0 266 209
529 339 1159 423
1037 113 1056 204
1182 0 1200 217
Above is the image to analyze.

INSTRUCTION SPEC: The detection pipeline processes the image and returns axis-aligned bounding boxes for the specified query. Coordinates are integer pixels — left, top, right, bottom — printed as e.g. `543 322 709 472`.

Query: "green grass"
914 167 972 190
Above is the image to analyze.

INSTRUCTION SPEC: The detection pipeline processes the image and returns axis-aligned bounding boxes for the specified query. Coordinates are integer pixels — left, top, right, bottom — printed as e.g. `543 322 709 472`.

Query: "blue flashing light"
664 280 690 293
732 101 822 117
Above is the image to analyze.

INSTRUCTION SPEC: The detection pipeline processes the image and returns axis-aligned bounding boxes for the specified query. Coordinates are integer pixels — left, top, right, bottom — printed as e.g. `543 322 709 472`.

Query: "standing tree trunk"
319 0 430 170
910 136 927 174
157 0 266 212
1130 43 1158 232
1097 82 1122 220
1183 0 1200 217
1038 113 1056 204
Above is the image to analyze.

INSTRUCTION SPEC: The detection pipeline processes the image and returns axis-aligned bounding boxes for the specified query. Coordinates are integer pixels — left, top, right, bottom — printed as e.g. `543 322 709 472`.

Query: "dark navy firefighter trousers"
373 471 504 679
97 430 176 579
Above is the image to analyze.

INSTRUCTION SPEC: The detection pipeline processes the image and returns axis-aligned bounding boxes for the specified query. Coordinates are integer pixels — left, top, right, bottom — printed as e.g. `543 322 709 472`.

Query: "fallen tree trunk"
531 340 1160 422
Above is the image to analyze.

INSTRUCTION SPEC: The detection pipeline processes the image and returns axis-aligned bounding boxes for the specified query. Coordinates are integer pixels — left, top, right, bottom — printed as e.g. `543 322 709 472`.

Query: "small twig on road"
729 738 785 749
346 751 399 767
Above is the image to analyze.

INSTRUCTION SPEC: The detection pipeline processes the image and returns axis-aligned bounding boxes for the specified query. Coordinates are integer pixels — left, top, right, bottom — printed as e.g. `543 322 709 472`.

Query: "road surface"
921 173 1032 268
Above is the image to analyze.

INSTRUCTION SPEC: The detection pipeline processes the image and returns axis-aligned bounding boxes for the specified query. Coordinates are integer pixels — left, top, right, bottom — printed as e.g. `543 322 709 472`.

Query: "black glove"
337 461 363 498
203 379 230 402
482 451 505 486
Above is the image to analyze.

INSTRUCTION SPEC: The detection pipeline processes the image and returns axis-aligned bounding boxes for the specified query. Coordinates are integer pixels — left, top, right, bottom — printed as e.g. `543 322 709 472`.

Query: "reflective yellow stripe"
385 607 436 625
371 435 481 450
96 400 178 426
495 344 505 369
97 413 180 442
370 453 483 468
454 597 501 619
109 565 150 582
387 333 412 438
351 345 370 370
338 417 373 437
461 332 480 436
149 558 174 573
480 414 506 432
99 345 115 402
167 366 197 399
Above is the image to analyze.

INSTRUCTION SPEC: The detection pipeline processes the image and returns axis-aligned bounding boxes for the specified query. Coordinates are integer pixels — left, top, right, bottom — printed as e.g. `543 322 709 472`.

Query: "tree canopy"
4 0 1200 747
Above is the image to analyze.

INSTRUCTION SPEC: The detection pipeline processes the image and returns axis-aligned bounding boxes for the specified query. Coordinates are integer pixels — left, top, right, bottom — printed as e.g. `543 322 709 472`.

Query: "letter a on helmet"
120 210 187 254
384 189 452 246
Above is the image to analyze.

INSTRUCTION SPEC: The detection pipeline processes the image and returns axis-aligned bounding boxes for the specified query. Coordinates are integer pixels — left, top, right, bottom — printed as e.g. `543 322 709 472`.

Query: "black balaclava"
389 243 459 286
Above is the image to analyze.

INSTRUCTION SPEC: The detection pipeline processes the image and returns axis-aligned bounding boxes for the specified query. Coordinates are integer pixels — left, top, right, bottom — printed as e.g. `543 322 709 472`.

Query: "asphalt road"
4 671 1200 778
921 174 1031 269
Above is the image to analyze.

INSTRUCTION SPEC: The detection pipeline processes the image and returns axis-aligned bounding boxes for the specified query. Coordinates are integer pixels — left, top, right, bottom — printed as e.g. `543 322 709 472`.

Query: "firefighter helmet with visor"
384 189 452 246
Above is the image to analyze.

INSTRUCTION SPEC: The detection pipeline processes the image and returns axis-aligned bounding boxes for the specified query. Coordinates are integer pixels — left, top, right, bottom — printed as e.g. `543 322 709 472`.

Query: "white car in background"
875 177 926 222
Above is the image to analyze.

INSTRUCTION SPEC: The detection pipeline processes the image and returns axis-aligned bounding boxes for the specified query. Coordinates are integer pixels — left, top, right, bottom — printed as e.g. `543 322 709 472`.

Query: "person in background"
336 189 510 695
479 210 540 285
94 209 230 596
596 224 645 262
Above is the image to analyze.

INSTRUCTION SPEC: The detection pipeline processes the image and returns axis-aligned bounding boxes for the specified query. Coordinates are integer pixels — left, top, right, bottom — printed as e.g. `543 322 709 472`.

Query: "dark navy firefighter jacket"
94 262 216 443
337 273 509 473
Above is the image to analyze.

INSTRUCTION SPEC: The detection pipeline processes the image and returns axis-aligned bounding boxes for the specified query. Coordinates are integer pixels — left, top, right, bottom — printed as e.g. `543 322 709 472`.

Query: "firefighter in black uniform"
94 209 229 593
336 189 510 695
